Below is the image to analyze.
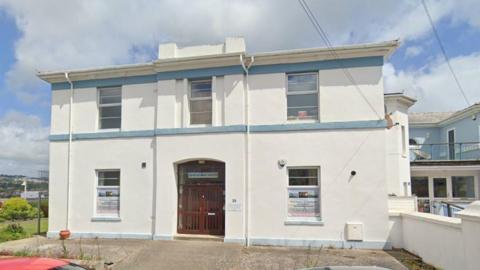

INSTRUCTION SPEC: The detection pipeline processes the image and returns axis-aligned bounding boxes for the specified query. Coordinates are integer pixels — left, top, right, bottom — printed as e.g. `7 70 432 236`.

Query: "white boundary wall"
388 201 480 270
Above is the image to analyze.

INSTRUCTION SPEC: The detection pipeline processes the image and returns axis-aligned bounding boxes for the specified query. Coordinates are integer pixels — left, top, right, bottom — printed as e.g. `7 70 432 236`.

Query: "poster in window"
97 187 119 215
288 188 319 218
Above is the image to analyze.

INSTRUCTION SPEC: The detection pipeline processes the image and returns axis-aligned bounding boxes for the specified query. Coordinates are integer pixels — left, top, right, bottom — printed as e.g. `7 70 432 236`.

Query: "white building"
39 38 412 248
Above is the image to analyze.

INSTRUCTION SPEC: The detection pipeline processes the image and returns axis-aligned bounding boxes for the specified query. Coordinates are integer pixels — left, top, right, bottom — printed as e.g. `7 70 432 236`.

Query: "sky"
0 0 479 176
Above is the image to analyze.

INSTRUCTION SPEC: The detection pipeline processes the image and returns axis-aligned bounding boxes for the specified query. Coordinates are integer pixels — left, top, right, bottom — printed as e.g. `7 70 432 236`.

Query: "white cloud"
384 52 480 112
0 111 49 176
1 0 479 105
405 46 424 58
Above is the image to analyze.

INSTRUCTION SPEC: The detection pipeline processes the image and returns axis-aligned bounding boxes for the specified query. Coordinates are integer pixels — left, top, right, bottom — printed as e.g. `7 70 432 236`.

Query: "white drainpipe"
65 72 74 230
240 54 254 246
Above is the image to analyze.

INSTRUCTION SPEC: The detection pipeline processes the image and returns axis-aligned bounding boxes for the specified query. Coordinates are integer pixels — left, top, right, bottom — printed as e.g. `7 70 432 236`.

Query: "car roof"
0 257 69 270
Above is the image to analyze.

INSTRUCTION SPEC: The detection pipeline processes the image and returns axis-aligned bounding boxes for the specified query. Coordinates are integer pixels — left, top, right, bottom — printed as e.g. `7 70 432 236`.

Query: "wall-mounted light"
278 159 287 168
141 162 147 169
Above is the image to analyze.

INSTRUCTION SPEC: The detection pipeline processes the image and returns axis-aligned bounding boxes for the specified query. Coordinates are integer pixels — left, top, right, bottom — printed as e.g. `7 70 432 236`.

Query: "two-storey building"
409 103 480 216
39 38 408 248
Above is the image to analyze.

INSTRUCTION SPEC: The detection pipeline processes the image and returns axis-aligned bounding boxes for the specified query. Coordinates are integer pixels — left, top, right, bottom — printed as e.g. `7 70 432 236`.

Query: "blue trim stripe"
52 74 157 90
155 125 246 135
156 65 244 81
49 120 386 141
51 56 383 91
250 120 386 132
249 56 383 75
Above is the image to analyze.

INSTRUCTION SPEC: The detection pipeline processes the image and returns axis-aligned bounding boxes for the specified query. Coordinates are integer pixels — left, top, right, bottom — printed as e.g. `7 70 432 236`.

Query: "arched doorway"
177 160 225 235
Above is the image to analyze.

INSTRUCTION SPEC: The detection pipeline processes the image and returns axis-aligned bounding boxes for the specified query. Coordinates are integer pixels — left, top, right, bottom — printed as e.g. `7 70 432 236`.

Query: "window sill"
91 216 121 222
284 220 324 226
97 128 121 133
286 119 319 124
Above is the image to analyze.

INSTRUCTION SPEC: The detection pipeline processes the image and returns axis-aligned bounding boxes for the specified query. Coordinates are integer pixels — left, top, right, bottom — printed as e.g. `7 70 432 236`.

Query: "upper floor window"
287 73 318 121
189 79 212 125
98 87 122 129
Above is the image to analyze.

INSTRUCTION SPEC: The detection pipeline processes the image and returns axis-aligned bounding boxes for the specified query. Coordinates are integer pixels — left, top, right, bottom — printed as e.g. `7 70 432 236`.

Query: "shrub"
0 224 27 242
40 200 48 218
5 223 25 234
0 198 38 221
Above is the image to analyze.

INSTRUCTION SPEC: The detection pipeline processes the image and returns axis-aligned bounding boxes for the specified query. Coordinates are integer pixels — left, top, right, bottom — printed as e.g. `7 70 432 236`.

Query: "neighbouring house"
38 37 413 248
409 103 480 216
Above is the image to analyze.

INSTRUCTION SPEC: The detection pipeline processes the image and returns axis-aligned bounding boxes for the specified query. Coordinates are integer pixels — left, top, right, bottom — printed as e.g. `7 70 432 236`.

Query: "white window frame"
97 86 122 130
189 79 213 126
286 166 322 224
446 128 456 160
286 72 319 122
94 169 121 218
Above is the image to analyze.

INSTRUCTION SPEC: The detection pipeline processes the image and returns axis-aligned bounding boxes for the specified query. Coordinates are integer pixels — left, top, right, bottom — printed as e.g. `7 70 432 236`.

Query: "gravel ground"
0 237 409 270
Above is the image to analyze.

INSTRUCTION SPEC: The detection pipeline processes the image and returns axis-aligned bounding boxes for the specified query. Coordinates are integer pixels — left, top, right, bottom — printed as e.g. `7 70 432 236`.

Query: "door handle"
207 213 215 216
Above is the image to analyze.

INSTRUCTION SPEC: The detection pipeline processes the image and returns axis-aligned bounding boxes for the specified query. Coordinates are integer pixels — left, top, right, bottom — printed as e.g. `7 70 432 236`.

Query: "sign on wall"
97 187 120 215
288 188 320 218
187 172 219 179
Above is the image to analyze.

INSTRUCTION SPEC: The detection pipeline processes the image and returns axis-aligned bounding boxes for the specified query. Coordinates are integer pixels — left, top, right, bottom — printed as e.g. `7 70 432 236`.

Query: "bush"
0 224 27 242
0 198 38 221
40 200 48 218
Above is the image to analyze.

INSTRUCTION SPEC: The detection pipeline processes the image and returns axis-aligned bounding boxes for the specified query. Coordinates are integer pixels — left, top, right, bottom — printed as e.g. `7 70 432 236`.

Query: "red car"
0 257 87 270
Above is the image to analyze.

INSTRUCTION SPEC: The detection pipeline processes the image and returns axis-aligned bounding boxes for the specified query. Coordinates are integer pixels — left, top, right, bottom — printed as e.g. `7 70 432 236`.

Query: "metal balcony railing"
409 142 480 161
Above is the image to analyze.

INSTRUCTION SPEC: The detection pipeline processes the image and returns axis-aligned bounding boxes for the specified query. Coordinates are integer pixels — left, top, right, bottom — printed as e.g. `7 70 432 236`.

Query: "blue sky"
0 0 479 176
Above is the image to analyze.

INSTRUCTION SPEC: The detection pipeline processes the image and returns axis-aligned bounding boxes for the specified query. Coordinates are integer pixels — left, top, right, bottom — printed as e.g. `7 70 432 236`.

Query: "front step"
174 234 224 242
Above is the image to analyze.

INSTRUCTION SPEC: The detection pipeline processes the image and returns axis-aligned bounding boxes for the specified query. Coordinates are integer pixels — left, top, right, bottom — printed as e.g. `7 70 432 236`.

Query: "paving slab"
0 237 408 270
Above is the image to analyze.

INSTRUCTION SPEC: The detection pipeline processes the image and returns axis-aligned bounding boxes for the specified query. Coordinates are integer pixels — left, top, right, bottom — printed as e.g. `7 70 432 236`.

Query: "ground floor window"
96 170 120 216
452 176 475 198
287 167 320 220
411 176 429 197
433 178 447 198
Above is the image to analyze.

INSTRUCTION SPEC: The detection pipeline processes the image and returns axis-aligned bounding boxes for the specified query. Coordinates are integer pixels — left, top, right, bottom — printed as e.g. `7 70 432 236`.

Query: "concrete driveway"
0 237 408 270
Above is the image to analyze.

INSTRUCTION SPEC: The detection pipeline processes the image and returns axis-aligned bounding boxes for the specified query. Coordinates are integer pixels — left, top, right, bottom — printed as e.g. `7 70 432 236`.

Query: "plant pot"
59 229 71 240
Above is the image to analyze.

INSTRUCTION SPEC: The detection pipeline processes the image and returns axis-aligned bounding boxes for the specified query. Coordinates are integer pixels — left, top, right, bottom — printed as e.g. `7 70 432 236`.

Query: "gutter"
65 72 74 231
240 54 255 246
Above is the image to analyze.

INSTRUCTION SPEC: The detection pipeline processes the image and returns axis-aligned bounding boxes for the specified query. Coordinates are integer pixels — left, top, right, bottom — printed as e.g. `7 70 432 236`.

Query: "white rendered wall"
248 66 384 126
388 206 480 270
249 129 389 246
319 66 384 122
385 100 412 196
153 133 246 241
48 138 155 237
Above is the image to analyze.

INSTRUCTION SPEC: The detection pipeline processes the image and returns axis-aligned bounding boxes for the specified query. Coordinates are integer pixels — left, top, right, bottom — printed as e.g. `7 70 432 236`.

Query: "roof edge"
37 39 399 83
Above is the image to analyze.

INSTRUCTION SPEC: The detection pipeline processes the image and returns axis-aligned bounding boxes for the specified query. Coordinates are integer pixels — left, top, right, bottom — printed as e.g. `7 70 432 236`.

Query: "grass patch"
0 218 48 243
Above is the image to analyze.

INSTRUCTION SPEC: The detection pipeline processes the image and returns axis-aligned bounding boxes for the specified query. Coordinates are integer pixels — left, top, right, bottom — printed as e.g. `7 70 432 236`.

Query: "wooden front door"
177 161 225 235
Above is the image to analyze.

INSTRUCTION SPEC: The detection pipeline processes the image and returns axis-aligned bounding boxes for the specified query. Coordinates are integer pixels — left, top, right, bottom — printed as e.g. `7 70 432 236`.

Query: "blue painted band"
249 56 383 75
250 120 386 132
156 65 244 81
49 130 155 141
249 238 390 249
46 231 152 240
153 234 174 241
52 74 157 91
155 125 246 135
51 56 383 91
49 120 386 142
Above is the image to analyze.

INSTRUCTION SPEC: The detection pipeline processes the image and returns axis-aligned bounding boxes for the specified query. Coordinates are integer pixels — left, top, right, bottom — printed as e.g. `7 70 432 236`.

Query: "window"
433 178 447 198
452 176 475 198
189 79 212 125
401 125 406 156
411 176 429 197
98 87 122 129
287 73 318 120
287 168 320 220
96 170 120 216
